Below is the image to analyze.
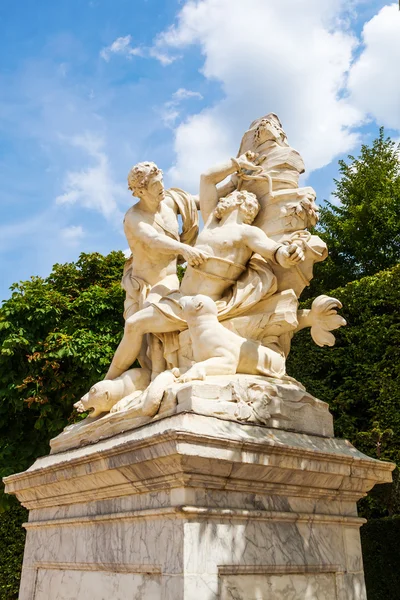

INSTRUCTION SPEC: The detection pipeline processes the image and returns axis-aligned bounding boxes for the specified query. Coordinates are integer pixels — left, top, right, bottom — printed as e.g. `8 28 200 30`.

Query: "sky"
0 0 399 302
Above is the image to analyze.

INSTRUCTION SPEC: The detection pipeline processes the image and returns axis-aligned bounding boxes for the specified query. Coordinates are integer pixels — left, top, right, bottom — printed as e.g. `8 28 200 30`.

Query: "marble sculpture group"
73 113 346 436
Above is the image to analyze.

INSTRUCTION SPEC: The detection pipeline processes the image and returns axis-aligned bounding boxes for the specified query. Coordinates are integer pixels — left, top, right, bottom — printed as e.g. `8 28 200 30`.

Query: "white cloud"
61 224 85 244
153 0 366 191
169 111 233 187
348 3 400 130
100 34 175 65
100 35 143 62
161 87 203 127
162 107 180 127
148 46 177 66
55 133 126 221
172 88 203 102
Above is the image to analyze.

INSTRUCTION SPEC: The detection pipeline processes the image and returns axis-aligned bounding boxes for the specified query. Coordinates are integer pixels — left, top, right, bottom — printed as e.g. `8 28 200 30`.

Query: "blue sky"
1 0 399 302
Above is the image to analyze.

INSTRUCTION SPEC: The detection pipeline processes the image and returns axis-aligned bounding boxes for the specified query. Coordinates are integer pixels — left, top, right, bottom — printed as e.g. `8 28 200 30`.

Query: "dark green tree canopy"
307 129 400 297
0 251 125 508
288 264 400 517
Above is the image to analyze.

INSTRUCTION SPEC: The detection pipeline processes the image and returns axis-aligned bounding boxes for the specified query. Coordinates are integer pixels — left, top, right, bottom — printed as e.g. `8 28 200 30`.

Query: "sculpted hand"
235 151 262 173
181 245 208 267
276 244 305 268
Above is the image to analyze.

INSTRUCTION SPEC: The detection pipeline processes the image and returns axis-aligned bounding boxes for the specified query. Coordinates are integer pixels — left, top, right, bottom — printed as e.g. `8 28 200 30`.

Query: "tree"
288 264 400 517
0 505 27 599
0 251 125 508
306 129 400 297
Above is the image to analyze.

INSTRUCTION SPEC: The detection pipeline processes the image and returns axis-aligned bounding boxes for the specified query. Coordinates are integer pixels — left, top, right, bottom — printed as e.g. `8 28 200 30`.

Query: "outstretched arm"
244 226 305 267
199 153 261 224
124 213 207 266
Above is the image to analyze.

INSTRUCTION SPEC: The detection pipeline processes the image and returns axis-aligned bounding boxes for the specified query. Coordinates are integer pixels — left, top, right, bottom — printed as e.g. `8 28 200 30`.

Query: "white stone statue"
60 114 346 442
104 152 305 382
120 161 200 375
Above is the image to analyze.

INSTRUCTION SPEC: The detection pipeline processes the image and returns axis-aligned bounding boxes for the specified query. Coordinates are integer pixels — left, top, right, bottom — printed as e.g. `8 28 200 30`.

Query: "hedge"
0 504 27 599
288 264 400 470
361 516 400 600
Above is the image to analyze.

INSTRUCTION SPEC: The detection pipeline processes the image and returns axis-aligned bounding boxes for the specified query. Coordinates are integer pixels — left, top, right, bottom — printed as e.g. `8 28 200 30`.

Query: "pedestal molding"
5 415 394 513
32 562 162 574
6 418 394 483
23 506 366 529
17 480 367 511
218 564 343 575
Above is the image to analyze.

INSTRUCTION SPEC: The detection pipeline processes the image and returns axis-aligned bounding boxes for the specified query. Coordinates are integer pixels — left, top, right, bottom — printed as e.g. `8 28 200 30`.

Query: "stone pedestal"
4 414 394 600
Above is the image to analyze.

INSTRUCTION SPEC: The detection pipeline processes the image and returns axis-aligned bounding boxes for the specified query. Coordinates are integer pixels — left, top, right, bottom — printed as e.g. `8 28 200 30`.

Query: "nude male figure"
119 161 207 375
105 153 304 380
122 161 204 317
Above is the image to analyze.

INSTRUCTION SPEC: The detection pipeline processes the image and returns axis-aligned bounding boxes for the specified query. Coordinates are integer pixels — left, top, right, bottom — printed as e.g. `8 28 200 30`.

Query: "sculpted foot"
110 392 143 414
178 367 206 383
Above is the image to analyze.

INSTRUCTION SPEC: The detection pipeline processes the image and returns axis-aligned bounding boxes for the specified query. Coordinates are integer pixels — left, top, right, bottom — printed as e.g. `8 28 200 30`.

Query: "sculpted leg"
105 306 179 380
178 357 236 383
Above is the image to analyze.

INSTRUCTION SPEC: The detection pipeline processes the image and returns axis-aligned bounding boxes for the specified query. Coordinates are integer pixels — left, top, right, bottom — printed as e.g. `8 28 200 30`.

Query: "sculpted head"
74 381 115 418
214 190 259 225
127 161 165 205
254 114 288 146
180 294 218 319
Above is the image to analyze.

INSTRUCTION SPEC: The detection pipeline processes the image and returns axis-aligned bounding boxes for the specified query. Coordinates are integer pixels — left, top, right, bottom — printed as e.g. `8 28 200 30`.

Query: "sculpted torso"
124 197 180 296
180 220 253 300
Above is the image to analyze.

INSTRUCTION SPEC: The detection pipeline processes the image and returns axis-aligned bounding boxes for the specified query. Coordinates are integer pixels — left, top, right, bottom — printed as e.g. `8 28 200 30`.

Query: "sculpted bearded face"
214 190 260 225
127 161 165 204
255 115 288 146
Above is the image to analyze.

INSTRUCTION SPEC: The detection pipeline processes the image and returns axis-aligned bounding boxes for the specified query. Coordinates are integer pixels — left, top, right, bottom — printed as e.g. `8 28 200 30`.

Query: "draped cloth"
168 188 199 248
153 254 278 368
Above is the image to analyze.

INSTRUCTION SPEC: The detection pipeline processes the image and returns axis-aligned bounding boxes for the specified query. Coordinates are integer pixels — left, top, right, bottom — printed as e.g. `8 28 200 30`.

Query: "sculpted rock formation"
53 113 346 452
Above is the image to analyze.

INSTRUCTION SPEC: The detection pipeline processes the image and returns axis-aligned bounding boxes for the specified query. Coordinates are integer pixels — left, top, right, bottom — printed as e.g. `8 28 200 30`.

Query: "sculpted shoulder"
123 205 142 231
241 223 259 242
163 191 176 212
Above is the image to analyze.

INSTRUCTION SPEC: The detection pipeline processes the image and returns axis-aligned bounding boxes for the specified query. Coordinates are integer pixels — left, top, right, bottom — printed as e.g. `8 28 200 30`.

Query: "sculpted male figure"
122 161 204 317
105 153 304 380
120 161 205 374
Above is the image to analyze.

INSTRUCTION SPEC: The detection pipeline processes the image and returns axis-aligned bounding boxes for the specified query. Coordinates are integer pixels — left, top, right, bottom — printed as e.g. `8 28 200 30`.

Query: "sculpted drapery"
74 114 345 428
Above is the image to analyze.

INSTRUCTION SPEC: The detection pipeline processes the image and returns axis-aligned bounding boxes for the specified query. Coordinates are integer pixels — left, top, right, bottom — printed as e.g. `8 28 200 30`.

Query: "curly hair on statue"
214 190 260 225
127 162 163 195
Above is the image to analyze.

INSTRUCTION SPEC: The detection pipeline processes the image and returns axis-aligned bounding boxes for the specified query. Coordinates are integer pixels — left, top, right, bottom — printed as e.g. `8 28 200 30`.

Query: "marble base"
50 375 334 454
4 414 394 600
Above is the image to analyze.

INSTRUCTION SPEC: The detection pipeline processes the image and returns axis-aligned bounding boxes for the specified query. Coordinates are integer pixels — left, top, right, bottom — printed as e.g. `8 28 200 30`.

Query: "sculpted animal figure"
110 369 178 416
74 368 150 418
178 295 285 382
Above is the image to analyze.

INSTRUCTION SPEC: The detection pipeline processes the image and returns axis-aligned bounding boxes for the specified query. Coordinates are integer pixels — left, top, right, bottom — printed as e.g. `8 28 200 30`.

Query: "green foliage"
0 251 125 508
177 264 186 283
357 421 393 460
0 503 27 599
287 264 400 515
306 129 400 298
361 516 400 600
